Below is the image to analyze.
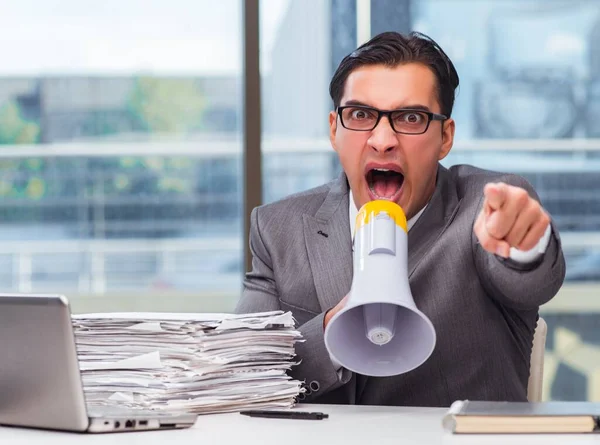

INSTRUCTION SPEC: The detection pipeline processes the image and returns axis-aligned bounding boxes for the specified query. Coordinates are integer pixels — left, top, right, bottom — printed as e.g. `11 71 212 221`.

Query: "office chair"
527 317 547 402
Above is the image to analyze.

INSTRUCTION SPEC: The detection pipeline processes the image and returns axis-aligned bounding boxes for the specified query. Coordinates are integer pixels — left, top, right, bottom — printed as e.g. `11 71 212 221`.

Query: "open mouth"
366 167 404 200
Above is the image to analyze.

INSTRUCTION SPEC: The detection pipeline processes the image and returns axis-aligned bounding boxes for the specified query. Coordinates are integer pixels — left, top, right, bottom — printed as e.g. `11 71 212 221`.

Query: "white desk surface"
2 403 600 445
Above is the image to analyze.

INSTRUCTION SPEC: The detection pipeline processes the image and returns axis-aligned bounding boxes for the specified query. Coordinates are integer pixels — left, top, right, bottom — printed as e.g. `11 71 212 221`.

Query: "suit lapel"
407 165 462 278
303 173 354 312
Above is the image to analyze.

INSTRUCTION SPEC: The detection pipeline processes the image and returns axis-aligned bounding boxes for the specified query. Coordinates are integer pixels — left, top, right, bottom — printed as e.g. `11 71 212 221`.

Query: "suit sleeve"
235 207 352 401
471 174 566 311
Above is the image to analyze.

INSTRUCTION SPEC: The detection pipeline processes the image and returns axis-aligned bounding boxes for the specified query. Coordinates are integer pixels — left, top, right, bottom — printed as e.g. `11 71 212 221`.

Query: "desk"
1 404 600 445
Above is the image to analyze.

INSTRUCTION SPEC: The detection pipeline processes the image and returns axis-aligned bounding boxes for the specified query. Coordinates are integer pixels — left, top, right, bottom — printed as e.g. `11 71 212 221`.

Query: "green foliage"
0 100 40 144
127 77 206 134
0 77 206 204
99 156 195 196
120 76 206 197
0 158 48 201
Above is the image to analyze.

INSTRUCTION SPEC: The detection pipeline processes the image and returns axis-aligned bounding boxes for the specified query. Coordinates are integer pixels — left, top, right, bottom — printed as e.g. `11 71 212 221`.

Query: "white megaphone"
324 200 436 377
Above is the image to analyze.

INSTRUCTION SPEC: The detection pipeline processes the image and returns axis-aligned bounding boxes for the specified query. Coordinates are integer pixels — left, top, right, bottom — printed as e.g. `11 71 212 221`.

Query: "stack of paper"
71 311 305 414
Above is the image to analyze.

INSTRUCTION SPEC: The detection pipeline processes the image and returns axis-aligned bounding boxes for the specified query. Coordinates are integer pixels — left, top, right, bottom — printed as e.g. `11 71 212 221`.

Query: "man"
235 31 565 406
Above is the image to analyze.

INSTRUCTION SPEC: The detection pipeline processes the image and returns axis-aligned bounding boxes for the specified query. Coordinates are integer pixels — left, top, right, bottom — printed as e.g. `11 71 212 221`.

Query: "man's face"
329 63 455 219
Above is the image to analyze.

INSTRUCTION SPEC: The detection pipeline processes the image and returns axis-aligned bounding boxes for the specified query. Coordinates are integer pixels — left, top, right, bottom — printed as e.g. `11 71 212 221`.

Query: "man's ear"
329 110 338 151
438 118 455 160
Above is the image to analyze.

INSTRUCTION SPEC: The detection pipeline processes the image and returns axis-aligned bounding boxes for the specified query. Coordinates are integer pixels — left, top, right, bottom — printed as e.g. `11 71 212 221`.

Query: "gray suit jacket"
235 164 565 407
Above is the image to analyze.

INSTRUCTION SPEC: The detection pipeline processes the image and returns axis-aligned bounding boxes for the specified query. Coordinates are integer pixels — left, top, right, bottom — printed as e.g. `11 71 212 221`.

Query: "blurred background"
0 0 598 401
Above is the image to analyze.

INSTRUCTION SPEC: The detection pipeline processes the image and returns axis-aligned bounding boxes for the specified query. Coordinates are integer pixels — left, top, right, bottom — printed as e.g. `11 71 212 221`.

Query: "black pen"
240 410 329 420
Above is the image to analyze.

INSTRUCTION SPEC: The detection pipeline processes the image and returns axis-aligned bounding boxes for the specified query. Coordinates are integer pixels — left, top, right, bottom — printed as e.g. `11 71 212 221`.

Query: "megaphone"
324 200 436 377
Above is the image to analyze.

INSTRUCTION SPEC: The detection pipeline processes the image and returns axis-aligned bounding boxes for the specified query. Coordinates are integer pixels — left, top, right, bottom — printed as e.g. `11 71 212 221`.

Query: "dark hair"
329 31 460 117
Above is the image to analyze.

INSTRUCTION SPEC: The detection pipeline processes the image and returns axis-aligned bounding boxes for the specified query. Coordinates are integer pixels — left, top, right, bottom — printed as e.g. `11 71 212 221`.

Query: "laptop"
0 293 198 433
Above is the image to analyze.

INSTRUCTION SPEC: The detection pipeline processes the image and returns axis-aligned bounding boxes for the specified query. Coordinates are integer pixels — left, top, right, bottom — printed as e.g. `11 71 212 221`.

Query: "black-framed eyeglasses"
337 105 447 134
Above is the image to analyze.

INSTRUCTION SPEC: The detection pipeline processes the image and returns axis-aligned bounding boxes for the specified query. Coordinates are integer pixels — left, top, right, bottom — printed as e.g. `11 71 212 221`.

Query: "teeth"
373 168 390 172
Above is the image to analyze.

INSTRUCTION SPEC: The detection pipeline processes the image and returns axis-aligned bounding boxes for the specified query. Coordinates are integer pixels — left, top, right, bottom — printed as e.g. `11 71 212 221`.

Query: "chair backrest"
527 317 547 402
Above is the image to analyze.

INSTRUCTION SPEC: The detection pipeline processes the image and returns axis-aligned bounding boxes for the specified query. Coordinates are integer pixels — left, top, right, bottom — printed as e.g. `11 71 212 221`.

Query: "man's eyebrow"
340 100 433 112
399 104 432 112
341 100 373 107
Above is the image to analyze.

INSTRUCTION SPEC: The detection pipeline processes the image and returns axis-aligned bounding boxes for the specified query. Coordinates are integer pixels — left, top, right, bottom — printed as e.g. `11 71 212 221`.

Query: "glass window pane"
410 0 600 402
261 0 600 403
0 1 243 313
260 0 342 204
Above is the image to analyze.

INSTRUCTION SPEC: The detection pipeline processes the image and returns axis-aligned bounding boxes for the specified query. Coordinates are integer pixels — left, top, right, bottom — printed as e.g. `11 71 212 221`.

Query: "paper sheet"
74 310 304 415
78 351 163 371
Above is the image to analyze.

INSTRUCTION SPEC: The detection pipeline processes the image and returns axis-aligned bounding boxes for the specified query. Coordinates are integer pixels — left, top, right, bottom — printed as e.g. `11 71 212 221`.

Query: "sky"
0 0 290 76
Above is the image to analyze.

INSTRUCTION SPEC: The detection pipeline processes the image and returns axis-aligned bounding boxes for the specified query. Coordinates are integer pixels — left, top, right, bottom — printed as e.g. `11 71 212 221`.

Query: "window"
411 0 600 402
260 0 339 204
0 0 243 312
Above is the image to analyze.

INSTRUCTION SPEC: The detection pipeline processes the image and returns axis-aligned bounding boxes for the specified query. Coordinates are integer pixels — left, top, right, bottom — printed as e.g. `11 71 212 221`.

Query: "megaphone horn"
324 200 436 377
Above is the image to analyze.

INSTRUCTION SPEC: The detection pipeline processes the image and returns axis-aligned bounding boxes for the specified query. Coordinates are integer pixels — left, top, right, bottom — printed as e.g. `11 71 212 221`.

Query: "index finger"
484 182 508 211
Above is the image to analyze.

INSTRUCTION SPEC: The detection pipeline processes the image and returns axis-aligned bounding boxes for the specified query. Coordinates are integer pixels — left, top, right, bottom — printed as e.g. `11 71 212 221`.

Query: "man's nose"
367 115 398 154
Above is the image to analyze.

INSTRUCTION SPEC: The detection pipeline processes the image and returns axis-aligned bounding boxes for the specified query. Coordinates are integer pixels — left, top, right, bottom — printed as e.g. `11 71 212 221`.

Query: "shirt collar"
349 190 427 237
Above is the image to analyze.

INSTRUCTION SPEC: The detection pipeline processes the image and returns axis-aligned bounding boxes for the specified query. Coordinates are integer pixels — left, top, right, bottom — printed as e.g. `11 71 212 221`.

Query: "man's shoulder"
447 164 536 196
252 177 340 226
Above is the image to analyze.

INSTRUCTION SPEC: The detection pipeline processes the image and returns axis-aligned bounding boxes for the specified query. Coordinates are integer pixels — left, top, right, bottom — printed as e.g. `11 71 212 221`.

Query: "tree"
0 100 40 144
127 77 206 134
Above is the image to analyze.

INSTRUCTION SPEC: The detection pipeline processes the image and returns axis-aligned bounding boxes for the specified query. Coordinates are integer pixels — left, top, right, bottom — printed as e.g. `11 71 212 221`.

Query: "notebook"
443 400 600 434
